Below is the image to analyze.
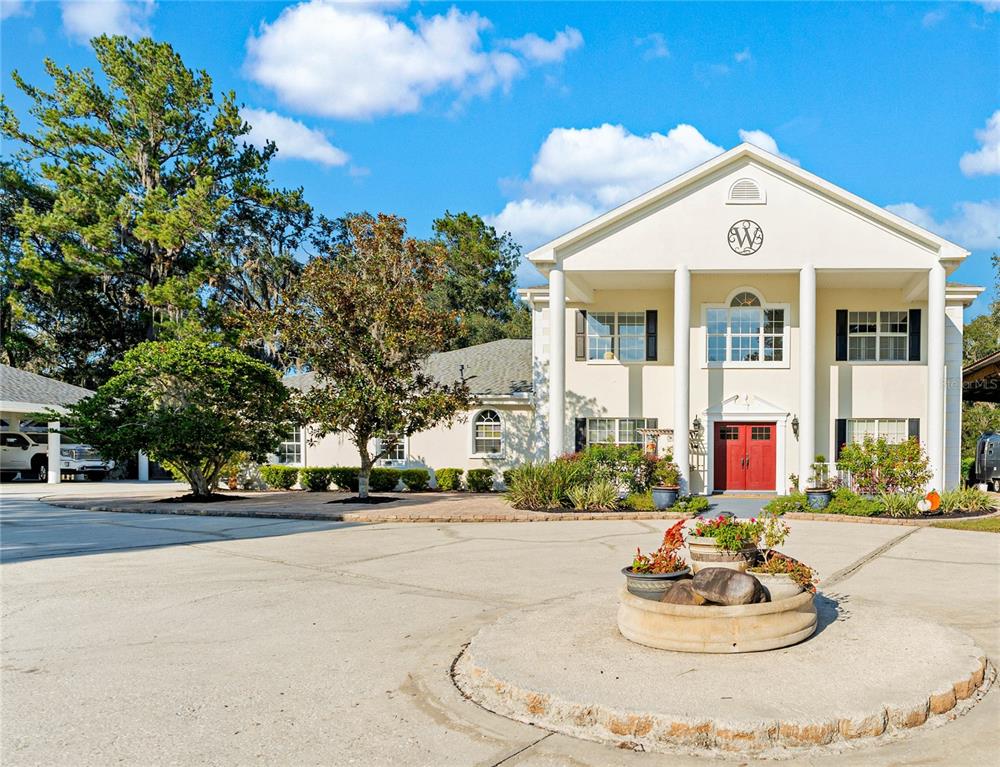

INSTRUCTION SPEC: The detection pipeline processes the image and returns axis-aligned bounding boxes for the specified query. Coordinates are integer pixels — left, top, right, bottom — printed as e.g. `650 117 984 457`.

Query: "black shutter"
835 418 847 460
645 310 658 361
908 309 921 362
575 310 587 361
908 418 920 442
574 418 587 453
835 310 848 361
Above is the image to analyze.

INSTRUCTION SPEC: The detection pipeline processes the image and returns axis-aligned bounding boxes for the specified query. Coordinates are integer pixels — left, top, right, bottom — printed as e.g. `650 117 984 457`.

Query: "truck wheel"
32 457 48 483
86 471 107 482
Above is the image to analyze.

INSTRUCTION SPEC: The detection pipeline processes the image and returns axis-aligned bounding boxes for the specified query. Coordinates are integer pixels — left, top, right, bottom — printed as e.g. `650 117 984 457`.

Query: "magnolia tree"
61 338 295 498
265 213 471 498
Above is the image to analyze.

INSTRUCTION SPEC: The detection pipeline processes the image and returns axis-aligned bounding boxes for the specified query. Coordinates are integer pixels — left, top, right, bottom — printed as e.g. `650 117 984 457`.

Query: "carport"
963 350 1000 403
0 364 149 484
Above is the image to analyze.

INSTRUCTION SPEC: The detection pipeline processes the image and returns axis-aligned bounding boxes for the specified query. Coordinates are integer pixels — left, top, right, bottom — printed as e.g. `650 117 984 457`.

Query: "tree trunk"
358 453 371 500
186 467 212 498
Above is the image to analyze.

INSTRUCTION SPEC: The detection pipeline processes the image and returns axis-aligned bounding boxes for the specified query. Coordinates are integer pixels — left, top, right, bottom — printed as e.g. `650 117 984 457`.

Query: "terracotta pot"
750 572 803 601
687 535 756 574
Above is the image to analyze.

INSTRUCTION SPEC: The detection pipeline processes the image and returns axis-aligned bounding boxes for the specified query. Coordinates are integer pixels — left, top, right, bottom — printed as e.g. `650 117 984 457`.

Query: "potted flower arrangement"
686 515 763 573
806 455 832 510
621 520 690 600
748 552 817 599
651 459 681 510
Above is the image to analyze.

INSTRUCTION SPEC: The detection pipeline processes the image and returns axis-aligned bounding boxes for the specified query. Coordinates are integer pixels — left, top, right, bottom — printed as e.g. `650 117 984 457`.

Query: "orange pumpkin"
925 490 941 511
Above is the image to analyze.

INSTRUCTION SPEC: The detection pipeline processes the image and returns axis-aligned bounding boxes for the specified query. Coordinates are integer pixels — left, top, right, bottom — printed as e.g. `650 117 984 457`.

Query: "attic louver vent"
728 178 764 204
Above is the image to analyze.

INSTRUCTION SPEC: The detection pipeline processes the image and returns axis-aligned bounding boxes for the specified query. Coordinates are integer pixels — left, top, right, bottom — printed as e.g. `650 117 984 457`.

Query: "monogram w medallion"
727 219 764 255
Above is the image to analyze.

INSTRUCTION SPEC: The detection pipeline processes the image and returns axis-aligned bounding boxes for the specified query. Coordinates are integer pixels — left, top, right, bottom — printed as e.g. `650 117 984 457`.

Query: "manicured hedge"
435 468 463 491
467 468 495 492
401 468 430 491
260 465 299 490
299 467 332 492
327 467 402 492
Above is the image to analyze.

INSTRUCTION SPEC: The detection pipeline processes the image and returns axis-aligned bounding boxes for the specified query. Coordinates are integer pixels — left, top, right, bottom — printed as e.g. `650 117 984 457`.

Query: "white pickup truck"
0 431 114 482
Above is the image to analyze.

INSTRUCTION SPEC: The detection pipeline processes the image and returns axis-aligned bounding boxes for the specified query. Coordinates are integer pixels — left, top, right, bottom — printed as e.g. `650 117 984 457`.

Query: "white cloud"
244 1 582 120
959 110 1000 177
489 124 803 251
634 33 669 60
734 47 753 64
975 1 999 11
504 26 582 64
1 0 28 21
240 107 348 167
922 9 947 27
738 129 799 164
886 200 1000 250
60 0 154 43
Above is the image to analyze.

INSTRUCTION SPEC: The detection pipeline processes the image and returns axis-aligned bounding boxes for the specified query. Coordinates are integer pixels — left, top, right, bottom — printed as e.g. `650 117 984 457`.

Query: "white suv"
0 431 115 482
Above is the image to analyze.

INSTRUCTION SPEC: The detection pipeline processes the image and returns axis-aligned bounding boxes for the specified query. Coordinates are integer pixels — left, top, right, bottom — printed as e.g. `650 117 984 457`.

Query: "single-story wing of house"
283 143 984 492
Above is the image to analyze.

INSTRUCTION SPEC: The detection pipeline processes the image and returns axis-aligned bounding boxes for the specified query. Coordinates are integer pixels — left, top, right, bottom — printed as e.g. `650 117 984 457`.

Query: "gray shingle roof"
0 364 94 407
283 339 533 397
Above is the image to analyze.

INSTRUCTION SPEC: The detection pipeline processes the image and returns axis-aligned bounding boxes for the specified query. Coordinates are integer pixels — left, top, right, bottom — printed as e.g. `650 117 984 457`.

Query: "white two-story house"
288 143 980 493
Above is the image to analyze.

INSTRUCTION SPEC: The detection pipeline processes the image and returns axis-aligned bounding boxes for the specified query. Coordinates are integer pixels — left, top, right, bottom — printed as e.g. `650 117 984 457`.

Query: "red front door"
713 422 776 491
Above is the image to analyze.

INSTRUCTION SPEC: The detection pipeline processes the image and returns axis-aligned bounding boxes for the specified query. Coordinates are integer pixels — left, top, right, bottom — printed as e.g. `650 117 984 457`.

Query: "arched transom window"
473 410 502 455
706 291 786 364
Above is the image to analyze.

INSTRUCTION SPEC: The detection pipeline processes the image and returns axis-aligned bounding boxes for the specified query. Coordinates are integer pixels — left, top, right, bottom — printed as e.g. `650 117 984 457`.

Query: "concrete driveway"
1 484 998 766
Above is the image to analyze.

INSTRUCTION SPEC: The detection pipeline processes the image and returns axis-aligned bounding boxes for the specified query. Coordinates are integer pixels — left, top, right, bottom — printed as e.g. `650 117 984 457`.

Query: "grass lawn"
931 517 1000 533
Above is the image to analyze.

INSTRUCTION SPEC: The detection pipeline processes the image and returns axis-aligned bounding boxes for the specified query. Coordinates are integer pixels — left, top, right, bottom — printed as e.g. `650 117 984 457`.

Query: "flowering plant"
749 552 817 592
690 515 764 552
630 520 687 574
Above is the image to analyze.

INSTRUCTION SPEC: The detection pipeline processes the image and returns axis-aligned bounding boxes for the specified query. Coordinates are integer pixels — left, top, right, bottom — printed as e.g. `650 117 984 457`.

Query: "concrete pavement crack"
820 526 922 588
487 732 554 766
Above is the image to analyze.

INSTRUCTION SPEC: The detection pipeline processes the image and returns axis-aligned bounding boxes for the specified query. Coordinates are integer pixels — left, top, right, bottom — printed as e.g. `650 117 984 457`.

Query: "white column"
548 266 566 460
927 262 946 491
798 264 816 491
47 421 61 484
138 451 150 481
673 266 691 493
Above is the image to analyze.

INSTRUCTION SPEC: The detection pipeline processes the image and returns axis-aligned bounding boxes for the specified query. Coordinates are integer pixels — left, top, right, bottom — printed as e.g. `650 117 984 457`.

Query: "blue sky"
2 1 998 314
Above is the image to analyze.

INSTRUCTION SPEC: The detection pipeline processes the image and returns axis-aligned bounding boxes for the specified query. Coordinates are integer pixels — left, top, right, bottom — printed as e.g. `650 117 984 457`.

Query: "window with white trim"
847 418 908 444
848 311 908 361
586 417 658 447
473 410 502 455
276 427 302 465
706 292 785 364
587 311 644 362
376 434 406 464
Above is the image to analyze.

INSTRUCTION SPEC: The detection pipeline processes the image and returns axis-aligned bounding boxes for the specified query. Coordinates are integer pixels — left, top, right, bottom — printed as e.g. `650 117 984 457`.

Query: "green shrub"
504 460 587 510
401 468 430 491
466 468 495 492
878 492 921 518
259 465 299 490
939 487 994 514
329 467 359 492
674 495 710 514
576 444 657 494
299 467 332 492
961 456 975 485
623 491 655 510
763 492 808 516
824 488 881 517
567 480 619 510
502 469 517 488
837 437 931 495
435 468 463 491
369 468 401 492
653 460 681 488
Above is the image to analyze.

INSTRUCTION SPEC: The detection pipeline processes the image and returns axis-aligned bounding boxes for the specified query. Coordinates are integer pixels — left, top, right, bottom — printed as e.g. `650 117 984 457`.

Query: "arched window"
706 290 786 364
727 178 764 204
473 410 502 455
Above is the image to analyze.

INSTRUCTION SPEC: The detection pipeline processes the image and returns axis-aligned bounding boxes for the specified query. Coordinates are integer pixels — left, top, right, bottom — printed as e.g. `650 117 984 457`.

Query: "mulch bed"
158 494 246 504
326 496 398 505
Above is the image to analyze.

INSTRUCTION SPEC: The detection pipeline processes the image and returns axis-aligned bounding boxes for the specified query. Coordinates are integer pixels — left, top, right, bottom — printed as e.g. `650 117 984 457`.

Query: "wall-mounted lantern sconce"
791 415 799 439
692 415 702 437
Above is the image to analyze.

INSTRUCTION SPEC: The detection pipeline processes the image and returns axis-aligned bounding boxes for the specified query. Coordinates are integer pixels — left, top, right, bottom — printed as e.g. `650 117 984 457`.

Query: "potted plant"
748 552 817 600
686 515 763 573
806 455 832 510
651 459 681 509
621 520 690 600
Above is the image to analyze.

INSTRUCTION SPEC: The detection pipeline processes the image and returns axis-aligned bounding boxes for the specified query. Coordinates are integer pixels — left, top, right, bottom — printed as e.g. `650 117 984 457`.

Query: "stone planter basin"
617 586 817 653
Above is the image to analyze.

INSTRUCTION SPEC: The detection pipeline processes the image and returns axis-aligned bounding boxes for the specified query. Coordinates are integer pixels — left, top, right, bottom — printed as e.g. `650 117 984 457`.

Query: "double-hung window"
705 291 786 365
276 427 302 465
847 418 908 444
847 311 908 361
376 434 406 465
585 417 658 447
587 312 645 362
